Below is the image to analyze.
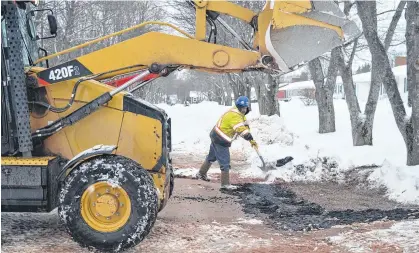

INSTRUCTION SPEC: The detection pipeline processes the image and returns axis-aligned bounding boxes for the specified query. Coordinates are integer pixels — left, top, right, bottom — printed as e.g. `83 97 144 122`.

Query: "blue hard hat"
235 96 249 107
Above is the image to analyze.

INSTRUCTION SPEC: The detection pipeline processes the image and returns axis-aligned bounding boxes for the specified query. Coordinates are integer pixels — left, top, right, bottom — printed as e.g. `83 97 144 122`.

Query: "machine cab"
1 1 57 155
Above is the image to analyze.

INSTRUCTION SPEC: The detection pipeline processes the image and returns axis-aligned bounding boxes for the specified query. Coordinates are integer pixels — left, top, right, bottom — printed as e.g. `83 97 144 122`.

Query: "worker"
194 96 258 189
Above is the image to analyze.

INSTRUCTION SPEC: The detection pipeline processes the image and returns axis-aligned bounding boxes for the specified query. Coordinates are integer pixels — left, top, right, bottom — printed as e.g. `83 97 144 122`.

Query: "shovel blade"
265 0 361 72
258 155 267 171
276 156 294 167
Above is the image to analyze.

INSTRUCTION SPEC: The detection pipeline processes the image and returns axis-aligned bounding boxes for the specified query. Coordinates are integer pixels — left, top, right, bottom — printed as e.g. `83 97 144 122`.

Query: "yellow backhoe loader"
1 0 360 252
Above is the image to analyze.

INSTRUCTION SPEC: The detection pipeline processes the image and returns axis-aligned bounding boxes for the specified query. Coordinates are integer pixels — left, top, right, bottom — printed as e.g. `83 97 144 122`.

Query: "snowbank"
155 98 419 205
368 162 419 205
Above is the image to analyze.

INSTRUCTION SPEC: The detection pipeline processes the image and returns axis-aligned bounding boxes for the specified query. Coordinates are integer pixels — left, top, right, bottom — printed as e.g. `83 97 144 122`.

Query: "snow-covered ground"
156 97 419 205
328 220 419 253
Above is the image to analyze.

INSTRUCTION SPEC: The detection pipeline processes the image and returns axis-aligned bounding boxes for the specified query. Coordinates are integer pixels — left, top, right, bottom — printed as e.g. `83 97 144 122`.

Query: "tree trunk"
258 83 267 115
405 1 419 165
257 74 280 116
358 1 419 165
362 59 381 144
254 82 263 114
406 1 417 108
256 81 267 115
265 75 280 116
308 56 337 133
337 47 373 145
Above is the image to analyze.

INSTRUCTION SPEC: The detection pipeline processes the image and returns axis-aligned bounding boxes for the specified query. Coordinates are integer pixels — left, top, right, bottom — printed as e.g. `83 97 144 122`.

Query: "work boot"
220 170 238 190
194 160 211 182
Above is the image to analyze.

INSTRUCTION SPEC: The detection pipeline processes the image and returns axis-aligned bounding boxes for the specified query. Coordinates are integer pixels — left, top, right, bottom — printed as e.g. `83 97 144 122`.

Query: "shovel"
254 147 267 172
253 147 294 172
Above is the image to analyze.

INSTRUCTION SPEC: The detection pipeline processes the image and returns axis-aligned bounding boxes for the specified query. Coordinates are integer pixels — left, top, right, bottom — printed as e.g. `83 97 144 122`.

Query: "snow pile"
368 162 419 205
247 115 295 146
264 157 344 183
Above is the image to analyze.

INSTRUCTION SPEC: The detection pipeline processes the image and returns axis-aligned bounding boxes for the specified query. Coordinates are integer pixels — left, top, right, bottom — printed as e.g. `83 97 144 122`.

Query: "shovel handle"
253 147 266 168
253 146 262 158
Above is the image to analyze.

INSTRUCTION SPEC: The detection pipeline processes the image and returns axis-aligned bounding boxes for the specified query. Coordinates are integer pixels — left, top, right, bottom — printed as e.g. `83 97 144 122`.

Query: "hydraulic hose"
29 73 103 113
207 18 217 44
33 70 152 139
29 64 147 113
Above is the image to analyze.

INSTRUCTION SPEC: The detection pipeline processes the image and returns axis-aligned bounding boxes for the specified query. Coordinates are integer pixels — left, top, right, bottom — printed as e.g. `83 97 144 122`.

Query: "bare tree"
35 0 164 66
406 1 418 108
336 0 406 146
357 0 418 166
404 0 419 165
308 47 340 133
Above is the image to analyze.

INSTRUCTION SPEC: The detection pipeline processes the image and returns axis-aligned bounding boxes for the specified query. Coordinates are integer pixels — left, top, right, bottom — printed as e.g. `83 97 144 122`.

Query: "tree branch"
390 40 406 47
377 9 397 16
349 38 358 66
343 1 355 16
384 1 407 51
336 47 361 117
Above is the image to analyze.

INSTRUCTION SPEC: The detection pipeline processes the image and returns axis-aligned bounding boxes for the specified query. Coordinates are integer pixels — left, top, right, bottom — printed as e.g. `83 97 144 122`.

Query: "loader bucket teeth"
265 0 361 72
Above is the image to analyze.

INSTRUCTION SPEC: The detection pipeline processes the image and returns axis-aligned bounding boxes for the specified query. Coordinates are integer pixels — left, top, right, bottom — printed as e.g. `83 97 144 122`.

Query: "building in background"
394 56 406 67
188 91 208 104
277 63 408 103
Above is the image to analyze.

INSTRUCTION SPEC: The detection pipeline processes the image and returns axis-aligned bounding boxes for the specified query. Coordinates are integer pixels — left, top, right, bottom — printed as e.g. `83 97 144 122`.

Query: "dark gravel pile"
224 183 419 232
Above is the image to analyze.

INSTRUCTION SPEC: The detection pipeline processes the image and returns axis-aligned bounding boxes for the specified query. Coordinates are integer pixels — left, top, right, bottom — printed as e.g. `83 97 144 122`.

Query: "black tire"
58 155 158 252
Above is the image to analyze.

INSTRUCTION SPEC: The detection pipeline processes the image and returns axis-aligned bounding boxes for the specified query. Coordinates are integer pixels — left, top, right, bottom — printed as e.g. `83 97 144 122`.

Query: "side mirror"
26 8 58 41
47 14 57 35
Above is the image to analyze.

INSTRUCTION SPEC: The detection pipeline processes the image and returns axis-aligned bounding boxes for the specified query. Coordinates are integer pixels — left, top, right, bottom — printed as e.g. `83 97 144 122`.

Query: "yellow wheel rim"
80 181 131 232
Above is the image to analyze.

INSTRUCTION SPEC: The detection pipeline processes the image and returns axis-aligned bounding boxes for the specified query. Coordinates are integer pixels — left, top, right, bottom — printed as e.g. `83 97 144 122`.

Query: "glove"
250 140 258 149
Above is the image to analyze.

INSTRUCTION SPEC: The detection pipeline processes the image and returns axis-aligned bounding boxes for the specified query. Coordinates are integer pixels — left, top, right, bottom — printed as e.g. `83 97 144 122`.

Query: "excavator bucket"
264 0 361 72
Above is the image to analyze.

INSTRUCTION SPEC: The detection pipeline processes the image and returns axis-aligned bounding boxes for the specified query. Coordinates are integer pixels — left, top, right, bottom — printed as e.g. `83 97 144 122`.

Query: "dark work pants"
206 141 231 172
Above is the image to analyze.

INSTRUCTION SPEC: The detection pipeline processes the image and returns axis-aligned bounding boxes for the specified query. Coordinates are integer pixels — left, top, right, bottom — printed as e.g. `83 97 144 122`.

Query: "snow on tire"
58 155 158 252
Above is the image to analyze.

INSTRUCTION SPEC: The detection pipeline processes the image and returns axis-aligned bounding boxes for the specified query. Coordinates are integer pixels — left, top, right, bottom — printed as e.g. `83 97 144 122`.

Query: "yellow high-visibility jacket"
210 106 253 147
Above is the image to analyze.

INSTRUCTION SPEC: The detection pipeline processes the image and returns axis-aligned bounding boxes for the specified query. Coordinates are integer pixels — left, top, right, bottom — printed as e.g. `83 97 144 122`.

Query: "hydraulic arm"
32 0 360 86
